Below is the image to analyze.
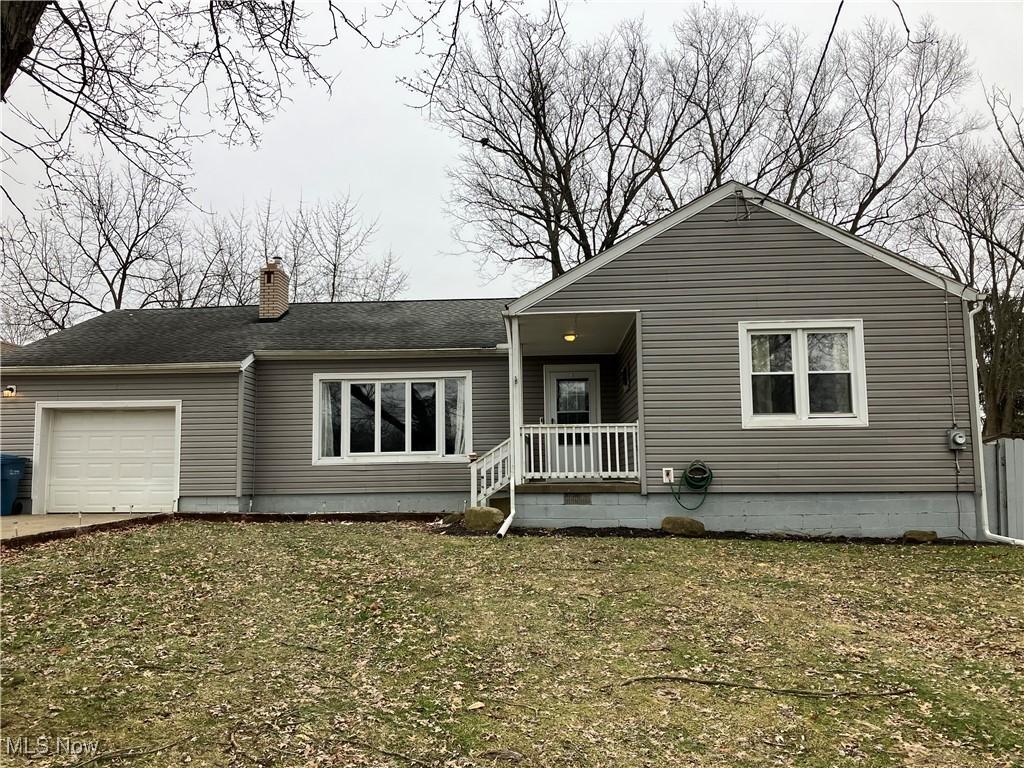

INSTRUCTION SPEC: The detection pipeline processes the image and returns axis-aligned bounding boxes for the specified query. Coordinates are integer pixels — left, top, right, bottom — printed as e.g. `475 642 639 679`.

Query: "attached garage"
34 402 180 514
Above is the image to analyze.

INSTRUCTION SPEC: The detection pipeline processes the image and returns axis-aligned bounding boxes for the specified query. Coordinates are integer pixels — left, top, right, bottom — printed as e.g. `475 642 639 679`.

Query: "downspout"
249 369 256 514
497 313 518 539
967 299 1024 546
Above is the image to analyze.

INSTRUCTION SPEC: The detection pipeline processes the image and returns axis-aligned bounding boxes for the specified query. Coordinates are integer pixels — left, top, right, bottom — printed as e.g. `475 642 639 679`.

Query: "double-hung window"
315 372 471 463
738 320 868 428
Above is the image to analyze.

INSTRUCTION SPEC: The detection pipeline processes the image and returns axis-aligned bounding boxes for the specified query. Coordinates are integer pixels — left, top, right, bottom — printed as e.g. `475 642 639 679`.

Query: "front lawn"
1 521 1022 767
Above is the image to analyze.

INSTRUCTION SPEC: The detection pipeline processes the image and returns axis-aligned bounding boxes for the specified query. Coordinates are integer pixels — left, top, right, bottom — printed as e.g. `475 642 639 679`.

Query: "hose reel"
670 459 713 511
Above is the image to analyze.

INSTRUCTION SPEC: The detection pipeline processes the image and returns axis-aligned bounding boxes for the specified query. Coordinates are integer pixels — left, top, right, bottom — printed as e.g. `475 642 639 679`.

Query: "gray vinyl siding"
239 363 257 497
521 356 619 425
253 355 509 495
0 372 241 499
614 321 639 423
530 198 974 493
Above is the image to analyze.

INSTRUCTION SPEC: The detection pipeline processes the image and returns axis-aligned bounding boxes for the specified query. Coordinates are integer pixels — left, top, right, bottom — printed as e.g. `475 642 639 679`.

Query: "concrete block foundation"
177 496 246 513
248 492 467 515
511 490 979 540
173 490 979 541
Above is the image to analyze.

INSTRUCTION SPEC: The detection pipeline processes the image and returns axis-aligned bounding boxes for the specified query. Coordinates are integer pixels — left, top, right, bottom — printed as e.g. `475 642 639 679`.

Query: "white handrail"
470 437 512 506
520 423 640 480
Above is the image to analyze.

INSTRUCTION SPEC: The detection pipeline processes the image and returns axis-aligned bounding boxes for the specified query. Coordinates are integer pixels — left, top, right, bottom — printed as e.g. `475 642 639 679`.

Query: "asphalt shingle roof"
2 298 511 367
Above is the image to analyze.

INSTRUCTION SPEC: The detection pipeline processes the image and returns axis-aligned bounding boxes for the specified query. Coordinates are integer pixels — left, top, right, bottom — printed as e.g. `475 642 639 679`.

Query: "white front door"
46 408 177 514
543 364 601 425
539 364 602 476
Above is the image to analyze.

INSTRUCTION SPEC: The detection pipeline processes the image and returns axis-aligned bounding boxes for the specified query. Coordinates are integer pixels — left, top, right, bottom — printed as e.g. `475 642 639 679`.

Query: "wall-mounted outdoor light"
2 385 16 398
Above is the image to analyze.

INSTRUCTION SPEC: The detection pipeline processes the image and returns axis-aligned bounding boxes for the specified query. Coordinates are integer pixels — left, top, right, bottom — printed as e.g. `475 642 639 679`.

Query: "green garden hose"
670 459 713 511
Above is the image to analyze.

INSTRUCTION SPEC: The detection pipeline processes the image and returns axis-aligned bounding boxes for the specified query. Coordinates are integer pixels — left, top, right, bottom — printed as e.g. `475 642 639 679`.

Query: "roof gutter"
3 358 252 375
1 347 513 374
967 300 1023 546
253 347 507 360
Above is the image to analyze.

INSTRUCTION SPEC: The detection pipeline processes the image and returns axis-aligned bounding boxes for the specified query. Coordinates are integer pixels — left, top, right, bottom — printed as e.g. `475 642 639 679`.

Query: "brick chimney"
259 257 289 320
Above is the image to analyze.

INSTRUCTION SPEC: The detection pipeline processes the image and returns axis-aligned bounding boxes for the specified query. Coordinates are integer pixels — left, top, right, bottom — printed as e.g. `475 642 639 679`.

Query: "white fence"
521 423 640 481
985 438 1024 539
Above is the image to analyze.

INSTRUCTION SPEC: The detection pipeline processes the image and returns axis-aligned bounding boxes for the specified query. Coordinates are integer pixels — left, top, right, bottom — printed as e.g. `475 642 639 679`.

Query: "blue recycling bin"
1 454 26 516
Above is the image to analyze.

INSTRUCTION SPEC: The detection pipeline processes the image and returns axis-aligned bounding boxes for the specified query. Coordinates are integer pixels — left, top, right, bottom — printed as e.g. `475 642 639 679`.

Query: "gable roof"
3 298 510 369
507 181 984 314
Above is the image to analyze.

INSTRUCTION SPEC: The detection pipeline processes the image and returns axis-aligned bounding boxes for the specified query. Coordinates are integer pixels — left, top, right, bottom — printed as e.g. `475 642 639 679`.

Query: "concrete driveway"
0 513 162 542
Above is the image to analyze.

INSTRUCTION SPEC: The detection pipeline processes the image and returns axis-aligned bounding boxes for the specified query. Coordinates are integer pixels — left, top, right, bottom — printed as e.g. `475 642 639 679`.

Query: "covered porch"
471 310 643 506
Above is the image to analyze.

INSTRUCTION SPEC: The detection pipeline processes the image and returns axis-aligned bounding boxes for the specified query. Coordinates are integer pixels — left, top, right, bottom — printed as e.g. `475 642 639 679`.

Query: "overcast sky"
7 1 1024 301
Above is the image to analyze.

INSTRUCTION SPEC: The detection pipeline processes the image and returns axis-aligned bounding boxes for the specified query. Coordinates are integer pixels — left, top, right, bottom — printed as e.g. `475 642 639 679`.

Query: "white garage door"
46 409 177 514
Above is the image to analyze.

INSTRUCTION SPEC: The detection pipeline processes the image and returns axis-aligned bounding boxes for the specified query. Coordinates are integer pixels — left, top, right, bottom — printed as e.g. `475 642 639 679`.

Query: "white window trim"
738 319 868 429
312 371 473 465
542 363 602 424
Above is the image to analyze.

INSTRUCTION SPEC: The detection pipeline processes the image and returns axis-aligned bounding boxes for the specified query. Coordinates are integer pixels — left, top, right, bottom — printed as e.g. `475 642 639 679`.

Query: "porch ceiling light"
563 313 579 342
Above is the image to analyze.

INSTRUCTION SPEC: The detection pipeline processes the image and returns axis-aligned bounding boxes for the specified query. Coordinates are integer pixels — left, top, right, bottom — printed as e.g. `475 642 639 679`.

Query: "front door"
543 364 601 425
542 365 601 476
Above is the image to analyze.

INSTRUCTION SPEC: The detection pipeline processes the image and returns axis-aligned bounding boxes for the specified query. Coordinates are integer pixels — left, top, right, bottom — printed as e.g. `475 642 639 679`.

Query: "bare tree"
0 0 510 213
52 160 189 310
913 88 1024 439
305 195 379 301
988 87 1024 192
915 139 1024 438
427 11 580 279
182 193 406 306
193 205 264 308
1 216 82 335
346 249 408 302
583 24 698 255
2 159 408 341
673 5 780 194
0 158 189 338
142 222 216 310
0 299 41 347
425 10 698 278
751 26 857 210
285 198 311 303
830 17 975 242
428 6 974 278
254 196 285 266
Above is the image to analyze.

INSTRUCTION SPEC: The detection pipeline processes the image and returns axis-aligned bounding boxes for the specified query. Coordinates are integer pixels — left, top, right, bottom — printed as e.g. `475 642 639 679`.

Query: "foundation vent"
563 493 592 505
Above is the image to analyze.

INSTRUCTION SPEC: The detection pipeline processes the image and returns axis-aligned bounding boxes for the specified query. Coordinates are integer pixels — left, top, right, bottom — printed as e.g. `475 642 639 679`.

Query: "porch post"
470 456 478 507
509 315 525 485
634 311 648 495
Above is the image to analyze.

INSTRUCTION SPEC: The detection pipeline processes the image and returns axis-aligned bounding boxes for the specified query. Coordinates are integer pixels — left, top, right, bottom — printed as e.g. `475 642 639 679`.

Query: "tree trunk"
1 0 48 99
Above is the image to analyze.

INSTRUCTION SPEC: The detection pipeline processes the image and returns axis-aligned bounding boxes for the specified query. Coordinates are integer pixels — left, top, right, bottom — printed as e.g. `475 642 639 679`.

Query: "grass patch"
1 520 1022 766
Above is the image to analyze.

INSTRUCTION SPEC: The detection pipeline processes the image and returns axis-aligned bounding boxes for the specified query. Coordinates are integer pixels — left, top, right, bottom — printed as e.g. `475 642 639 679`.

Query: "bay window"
315 372 470 463
739 320 868 428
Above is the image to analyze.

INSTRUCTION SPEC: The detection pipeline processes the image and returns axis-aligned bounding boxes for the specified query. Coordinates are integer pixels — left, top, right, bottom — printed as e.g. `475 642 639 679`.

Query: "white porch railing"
470 437 512 506
521 423 639 481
